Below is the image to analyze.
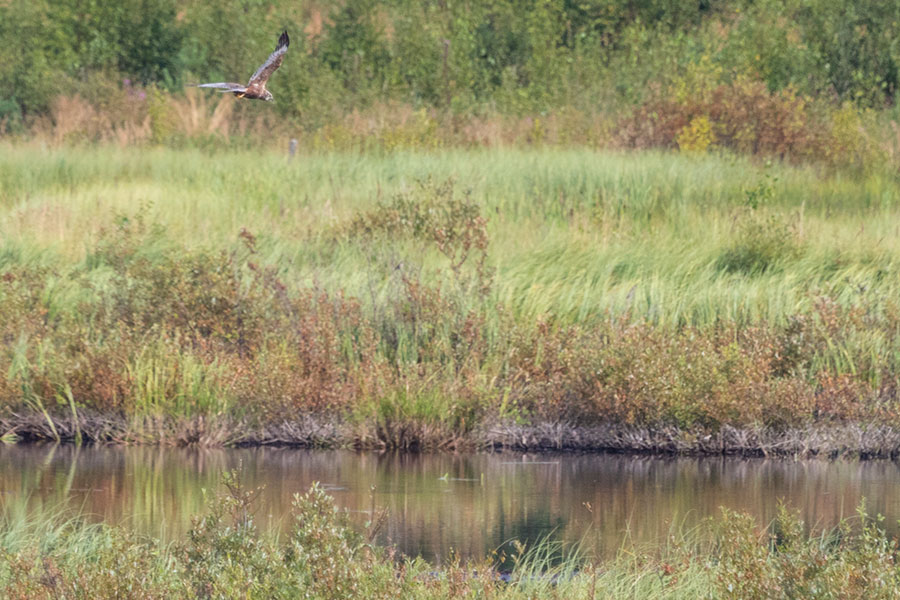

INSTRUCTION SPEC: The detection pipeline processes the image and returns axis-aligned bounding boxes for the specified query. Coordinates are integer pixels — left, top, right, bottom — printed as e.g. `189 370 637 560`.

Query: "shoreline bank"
5 412 900 459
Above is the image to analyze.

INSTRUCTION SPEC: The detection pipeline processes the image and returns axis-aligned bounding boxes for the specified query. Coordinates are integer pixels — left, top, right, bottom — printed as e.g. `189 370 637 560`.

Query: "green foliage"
343 177 490 287
798 0 900 107
715 503 900 599
0 99 24 135
0 0 182 114
319 0 391 99
182 471 289 598
2 0 899 132
717 211 803 276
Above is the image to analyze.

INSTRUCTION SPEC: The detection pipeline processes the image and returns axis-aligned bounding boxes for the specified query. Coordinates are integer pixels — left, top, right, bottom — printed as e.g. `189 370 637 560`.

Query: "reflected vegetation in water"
3 444 900 563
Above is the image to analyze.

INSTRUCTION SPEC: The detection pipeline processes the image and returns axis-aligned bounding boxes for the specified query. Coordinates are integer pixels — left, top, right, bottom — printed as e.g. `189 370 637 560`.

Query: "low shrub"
715 503 900 600
717 211 803 275
340 177 490 291
621 75 821 160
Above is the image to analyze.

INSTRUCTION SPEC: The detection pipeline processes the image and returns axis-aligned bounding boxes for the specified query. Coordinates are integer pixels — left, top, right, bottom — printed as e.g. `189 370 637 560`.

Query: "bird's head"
263 90 274 102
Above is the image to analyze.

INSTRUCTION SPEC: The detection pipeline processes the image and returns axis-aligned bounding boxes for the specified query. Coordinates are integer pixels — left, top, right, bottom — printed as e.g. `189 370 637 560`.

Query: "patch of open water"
3 445 900 563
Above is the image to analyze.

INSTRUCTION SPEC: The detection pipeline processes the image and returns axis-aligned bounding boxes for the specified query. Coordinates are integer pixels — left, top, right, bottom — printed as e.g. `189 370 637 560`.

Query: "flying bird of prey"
192 31 289 101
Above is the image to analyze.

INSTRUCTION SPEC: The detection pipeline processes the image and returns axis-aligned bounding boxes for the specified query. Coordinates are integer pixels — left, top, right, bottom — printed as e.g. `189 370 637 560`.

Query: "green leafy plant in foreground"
715 502 900 600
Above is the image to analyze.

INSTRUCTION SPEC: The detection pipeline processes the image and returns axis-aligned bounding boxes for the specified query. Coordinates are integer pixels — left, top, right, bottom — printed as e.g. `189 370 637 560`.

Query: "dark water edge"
3 443 900 564
6 412 900 458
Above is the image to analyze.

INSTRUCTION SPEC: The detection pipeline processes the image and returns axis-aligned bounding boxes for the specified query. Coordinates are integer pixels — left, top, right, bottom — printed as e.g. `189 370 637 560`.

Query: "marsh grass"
3 146 900 449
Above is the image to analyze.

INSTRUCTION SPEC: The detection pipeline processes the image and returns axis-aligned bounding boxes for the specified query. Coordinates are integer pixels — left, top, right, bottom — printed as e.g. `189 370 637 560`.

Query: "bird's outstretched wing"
247 30 289 87
192 82 248 93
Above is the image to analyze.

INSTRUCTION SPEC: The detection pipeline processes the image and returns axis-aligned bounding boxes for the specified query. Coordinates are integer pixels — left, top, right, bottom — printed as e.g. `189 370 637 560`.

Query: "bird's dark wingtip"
278 30 289 49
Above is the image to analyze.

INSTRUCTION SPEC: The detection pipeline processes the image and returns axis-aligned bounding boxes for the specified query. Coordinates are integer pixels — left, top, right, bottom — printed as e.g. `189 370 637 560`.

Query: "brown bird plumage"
192 31 290 102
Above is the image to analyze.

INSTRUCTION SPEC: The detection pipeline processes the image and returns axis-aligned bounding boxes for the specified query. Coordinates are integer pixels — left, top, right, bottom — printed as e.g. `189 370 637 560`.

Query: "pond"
3 444 900 563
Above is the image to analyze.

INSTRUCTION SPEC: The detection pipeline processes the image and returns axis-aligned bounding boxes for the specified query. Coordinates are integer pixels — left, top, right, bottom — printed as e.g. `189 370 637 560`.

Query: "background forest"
2 0 899 166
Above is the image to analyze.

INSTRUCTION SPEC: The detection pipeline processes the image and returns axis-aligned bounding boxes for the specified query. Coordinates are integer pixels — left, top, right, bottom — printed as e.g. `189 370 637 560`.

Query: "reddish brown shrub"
620 76 823 160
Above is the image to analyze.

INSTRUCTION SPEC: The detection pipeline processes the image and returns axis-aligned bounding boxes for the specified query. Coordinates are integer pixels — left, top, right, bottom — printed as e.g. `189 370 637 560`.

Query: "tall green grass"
3 145 899 328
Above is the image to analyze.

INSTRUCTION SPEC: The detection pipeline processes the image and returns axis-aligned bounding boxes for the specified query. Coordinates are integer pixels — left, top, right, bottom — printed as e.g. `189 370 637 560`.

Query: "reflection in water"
2 445 900 562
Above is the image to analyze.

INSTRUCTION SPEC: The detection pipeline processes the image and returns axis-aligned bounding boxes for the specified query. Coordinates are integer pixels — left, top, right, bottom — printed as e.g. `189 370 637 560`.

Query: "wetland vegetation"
6 1 900 597
2 147 900 455
4 0 900 453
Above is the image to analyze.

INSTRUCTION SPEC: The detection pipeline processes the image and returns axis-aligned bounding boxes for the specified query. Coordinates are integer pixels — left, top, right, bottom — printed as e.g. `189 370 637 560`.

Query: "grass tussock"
2 476 900 599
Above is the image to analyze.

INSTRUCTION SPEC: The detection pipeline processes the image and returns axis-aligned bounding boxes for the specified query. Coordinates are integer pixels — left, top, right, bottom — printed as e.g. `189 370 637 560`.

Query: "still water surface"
3 445 900 562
